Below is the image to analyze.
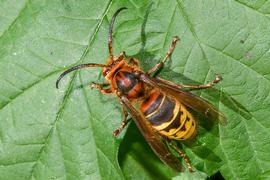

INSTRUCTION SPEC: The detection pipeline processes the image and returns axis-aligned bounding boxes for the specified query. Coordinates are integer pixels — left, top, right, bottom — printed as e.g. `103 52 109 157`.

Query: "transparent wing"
120 95 183 172
140 74 227 125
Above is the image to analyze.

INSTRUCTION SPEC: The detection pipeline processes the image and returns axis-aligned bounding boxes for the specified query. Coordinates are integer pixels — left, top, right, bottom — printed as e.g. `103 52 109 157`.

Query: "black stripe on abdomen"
147 95 176 126
143 93 163 116
162 110 183 132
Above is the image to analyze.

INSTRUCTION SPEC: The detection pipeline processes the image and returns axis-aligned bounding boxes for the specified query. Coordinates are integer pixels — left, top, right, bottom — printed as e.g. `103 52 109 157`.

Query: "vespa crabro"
56 7 226 172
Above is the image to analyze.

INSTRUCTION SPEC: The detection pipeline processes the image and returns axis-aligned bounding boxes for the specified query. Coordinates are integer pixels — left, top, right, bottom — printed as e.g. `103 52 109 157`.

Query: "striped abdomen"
140 90 196 140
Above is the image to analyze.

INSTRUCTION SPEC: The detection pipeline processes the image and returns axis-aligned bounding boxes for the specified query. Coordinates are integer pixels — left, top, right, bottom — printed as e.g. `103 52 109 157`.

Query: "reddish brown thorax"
103 57 143 99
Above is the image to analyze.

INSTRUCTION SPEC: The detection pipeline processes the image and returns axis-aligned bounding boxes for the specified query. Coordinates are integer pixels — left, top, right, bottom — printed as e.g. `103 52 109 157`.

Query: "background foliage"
0 0 270 179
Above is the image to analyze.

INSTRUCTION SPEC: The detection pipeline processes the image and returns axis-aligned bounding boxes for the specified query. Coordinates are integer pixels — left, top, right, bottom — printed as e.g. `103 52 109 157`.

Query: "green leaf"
0 0 270 179
172 171 208 180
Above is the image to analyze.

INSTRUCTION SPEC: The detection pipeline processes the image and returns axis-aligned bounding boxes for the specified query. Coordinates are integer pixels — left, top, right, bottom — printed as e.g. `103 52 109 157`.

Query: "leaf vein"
26 48 61 69
177 0 213 86
204 44 270 83
0 0 29 39
0 69 61 110
29 1 115 178
218 89 239 179
234 0 270 21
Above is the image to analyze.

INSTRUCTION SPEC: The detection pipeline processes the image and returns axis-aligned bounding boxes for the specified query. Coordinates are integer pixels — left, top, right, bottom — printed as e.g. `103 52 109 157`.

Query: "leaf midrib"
28 1 114 179
0 0 28 39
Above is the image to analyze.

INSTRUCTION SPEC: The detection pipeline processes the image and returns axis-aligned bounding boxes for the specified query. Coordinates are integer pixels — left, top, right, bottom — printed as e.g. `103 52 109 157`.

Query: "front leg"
113 104 129 137
90 82 113 94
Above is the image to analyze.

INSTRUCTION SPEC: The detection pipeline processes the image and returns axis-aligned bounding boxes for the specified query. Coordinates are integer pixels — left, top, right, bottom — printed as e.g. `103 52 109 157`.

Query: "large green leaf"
0 0 270 179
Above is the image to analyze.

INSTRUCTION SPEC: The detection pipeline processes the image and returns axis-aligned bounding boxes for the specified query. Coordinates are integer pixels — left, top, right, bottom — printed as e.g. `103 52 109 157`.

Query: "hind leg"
168 141 193 172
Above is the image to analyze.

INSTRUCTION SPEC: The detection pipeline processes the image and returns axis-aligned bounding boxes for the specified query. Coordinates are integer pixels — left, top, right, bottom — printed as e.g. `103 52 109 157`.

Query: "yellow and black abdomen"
140 90 196 140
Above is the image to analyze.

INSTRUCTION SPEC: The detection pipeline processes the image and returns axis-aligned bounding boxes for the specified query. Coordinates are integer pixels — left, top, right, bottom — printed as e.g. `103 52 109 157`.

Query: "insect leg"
168 141 193 172
181 75 222 89
128 57 139 66
90 82 113 94
155 77 184 89
147 36 180 75
113 104 129 137
156 75 222 90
